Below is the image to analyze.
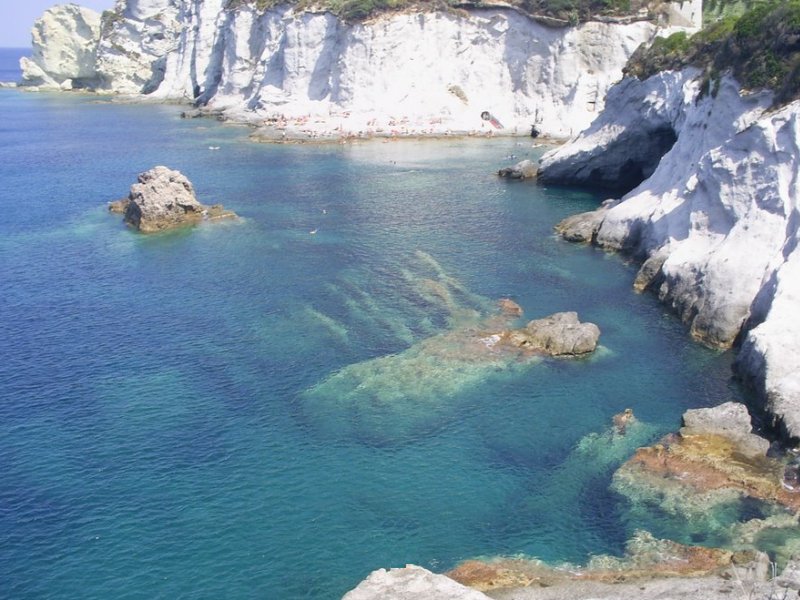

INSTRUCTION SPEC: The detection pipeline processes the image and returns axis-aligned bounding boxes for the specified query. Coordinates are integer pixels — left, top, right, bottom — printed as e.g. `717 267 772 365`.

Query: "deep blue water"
0 51 749 598
0 48 28 82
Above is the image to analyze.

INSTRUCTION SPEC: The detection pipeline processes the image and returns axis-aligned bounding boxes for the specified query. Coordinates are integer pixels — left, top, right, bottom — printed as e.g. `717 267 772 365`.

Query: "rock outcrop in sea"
20 4 101 90
19 1 692 138
109 166 236 233
540 68 800 440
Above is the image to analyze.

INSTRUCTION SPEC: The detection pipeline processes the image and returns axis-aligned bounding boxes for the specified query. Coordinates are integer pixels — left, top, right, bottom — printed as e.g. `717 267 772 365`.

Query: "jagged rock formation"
500 311 600 355
20 0 684 138
20 4 102 90
109 166 236 232
541 69 800 440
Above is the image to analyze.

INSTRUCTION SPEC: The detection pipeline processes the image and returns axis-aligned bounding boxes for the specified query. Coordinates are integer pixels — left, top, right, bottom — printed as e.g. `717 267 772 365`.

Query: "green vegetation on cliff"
224 0 649 24
625 0 800 102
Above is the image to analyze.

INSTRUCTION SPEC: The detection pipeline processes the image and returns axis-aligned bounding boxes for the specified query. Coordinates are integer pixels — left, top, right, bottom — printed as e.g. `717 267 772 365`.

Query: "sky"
0 1 115 47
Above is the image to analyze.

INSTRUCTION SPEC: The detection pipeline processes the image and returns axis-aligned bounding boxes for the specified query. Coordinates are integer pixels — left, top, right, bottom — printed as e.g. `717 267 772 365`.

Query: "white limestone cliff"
20 1 678 138
540 71 800 438
20 4 102 90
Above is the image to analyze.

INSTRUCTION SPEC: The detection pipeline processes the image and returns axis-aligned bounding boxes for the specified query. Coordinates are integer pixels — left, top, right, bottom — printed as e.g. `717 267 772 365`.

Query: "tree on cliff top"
225 0 649 24
625 0 800 104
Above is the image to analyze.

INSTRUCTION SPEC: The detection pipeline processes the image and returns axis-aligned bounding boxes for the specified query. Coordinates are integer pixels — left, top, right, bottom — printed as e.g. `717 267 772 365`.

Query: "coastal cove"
0 66 763 599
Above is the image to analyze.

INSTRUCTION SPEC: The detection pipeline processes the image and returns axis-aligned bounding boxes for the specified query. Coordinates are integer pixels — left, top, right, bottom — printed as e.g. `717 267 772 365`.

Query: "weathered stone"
777 557 800 590
342 565 490 600
498 159 537 180
20 5 101 89
554 208 606 244
118 166 236 233
612 409 800 516
633 247 668 293
680 402 770 459
500 311 600 356
448 530 738 593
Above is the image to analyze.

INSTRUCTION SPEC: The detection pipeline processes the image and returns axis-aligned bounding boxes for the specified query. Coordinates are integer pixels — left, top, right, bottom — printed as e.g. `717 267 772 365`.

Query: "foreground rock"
109 166 236 233
346 550 793 600
342 565 490 600
541 69 800 439
612 403 800 546
20 5 101 90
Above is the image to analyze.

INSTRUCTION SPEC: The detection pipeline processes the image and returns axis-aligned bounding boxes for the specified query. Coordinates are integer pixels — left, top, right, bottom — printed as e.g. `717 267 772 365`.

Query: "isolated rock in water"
501 311 600 355
20 4 101 89
119 166 236 233
498 159 537 180
343 565 490 600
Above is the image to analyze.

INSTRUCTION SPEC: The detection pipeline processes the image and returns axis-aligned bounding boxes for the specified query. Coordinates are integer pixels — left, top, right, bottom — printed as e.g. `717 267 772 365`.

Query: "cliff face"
540 71 800 439
21 1 666 137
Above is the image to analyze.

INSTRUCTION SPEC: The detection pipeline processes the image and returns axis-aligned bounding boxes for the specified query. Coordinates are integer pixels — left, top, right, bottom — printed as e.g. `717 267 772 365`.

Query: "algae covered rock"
111 166 237 233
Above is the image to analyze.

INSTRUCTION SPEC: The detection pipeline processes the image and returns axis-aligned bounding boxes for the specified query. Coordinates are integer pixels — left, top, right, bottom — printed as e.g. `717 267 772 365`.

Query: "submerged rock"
612 403 800 522
448 530 742 593
112 166 237 233
343 565 490 600
301 303 600 443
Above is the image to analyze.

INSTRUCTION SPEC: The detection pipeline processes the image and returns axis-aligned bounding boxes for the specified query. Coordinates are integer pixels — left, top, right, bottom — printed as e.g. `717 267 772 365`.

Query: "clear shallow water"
0 78 749 597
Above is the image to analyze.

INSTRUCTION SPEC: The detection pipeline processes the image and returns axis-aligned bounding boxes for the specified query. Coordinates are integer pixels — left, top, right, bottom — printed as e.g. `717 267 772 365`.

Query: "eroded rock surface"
499 311 600 356
613 403 800 523
498 159 538 180
21 2 671 138
342 565 490 600
111 166 236 233
542 69 800 439
20 4 101 89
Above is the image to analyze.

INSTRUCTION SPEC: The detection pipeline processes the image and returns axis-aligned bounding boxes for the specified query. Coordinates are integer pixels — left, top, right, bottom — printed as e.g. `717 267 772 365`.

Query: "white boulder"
342 565 490 600
20 4 101 89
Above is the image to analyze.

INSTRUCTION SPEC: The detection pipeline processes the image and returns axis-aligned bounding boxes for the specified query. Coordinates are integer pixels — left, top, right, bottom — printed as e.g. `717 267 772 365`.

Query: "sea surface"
0 48 29 83
1 49 751 599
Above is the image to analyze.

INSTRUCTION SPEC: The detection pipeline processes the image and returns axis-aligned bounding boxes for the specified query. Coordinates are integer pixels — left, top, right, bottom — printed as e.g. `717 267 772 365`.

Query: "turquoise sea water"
1 50 750 599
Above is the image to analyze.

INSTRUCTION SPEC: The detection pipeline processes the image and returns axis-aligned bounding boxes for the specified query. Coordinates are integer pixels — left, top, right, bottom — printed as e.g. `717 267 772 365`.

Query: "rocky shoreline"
540 70 800 444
